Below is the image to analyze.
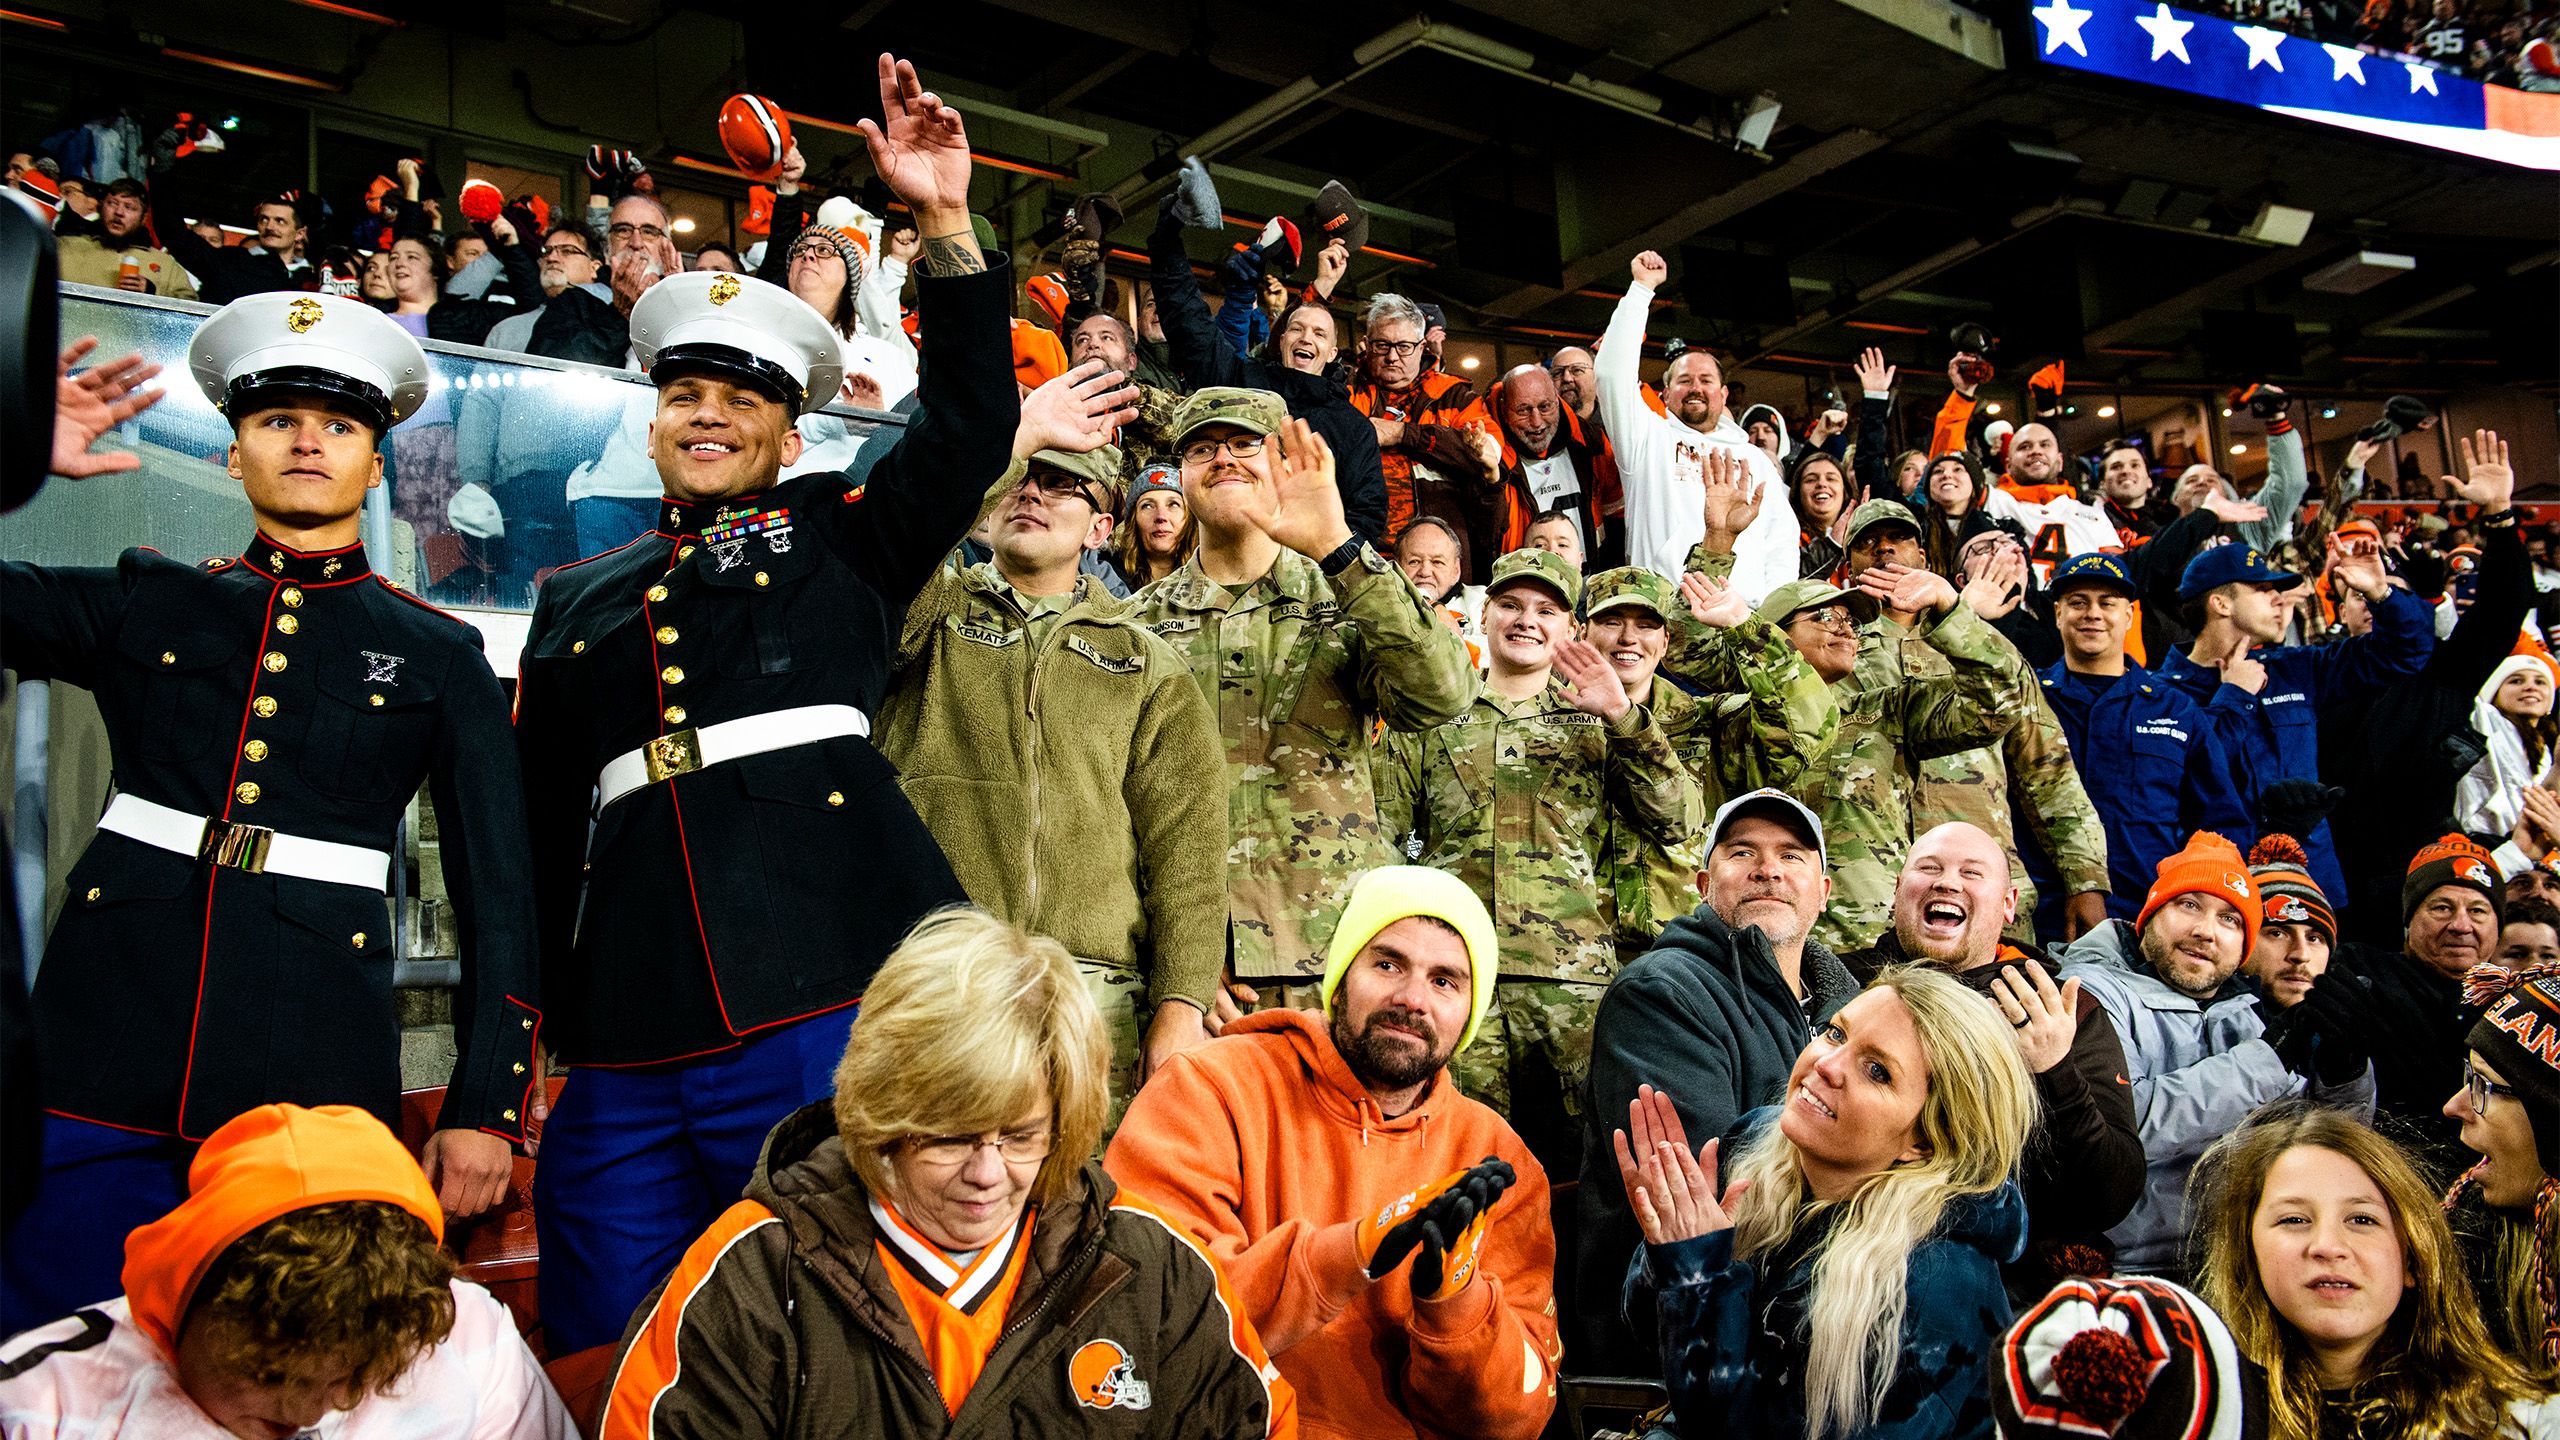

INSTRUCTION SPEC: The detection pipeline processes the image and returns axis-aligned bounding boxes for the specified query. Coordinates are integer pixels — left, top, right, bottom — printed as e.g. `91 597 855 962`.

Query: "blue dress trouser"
533 1006 857 1354
1 1116 193 1335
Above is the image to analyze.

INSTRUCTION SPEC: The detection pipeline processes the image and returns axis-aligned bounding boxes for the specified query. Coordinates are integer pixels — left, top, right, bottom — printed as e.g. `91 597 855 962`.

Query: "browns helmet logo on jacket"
1068 1338 1152 1411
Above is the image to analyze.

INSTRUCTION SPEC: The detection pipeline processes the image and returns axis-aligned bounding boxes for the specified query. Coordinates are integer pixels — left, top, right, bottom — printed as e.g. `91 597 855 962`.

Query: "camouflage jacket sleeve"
1606 703 1702 849
1896 604 2025 761
1660 547 1740 678
2005 683 2111 897
1375 727 1426 855
1339 548 1482 732
1661 619 1840 803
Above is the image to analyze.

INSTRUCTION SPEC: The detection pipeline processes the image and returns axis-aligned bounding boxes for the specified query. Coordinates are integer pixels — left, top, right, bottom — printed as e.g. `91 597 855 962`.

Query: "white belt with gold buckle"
97 793 392 892
595 703 871 811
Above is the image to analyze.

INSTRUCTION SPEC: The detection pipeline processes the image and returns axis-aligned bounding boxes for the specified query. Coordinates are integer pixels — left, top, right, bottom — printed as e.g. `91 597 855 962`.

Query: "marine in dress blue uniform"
0 293 542 1329
514 259 1018 1350
2027 552 2254 924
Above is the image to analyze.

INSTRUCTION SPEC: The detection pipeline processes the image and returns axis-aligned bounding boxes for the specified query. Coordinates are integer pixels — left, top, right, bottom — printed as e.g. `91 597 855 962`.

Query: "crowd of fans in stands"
7 54 2560 1440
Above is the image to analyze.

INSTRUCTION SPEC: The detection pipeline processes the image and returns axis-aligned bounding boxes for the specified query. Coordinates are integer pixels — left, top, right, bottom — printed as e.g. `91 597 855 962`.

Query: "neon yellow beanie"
1319 866 1499 1049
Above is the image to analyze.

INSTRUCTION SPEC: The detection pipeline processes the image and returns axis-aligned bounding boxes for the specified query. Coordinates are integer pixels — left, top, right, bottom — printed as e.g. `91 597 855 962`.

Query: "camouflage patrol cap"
1169 387 1289 446
1487 546 1582 609
1025 444 1123 509
1753 577 1850 627
1582 566 1676 621
1843 497 1924 549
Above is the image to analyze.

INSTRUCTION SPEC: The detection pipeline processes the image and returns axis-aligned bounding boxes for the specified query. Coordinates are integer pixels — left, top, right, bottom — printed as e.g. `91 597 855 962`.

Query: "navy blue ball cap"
2178 542 2303 602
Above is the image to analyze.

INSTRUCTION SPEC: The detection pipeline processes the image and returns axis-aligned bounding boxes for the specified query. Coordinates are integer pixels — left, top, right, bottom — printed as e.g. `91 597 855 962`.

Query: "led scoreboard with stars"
2028 0 2560 170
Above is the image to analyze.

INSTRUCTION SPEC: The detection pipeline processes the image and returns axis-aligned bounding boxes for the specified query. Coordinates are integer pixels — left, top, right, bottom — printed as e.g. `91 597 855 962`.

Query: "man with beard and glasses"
1842 822 2144 1280
2059 832 2375 1276
1107 867 1560 1440
1573 789 1856 1366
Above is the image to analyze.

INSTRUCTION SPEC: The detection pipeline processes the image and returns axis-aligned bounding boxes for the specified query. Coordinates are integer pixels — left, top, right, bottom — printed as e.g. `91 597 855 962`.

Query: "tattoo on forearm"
915 231 987 277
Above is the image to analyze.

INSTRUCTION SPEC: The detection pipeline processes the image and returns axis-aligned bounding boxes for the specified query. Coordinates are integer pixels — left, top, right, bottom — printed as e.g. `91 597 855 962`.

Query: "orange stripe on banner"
601 1203 780 1439
2488 85 2560 138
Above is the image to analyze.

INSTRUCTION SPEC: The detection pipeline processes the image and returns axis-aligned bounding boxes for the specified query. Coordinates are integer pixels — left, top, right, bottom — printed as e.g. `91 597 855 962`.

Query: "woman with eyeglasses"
600 908 1297 1437
2445 963 2560 1385
2192 1102 2560 1439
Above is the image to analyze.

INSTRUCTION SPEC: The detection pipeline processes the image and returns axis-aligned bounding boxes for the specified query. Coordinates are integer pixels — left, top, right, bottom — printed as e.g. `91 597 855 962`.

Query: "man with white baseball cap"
0 291 542 1330
509 52 1026 1354
1572 786 1858 1367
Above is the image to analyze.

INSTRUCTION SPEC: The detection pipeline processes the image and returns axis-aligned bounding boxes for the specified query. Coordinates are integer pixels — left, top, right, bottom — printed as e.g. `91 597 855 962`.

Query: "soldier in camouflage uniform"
1376 548 1697 1163
1128 387 1479 1016
1581 565 1840 961
1886 528 2112 944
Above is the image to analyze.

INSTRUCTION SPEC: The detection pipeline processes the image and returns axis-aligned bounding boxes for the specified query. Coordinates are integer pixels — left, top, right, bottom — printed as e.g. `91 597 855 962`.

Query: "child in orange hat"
0 1105 572 1438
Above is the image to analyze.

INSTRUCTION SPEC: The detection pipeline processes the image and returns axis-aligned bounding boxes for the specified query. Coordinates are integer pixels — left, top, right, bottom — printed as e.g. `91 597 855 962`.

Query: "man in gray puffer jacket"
2058 830 2374 1277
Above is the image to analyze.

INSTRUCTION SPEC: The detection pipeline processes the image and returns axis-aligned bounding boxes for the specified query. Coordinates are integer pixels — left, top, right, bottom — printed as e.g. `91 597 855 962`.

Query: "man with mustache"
1128 388 1476 1032
2059 832 2375 1275
1573 789 1856 1366
1107 866 1559 1440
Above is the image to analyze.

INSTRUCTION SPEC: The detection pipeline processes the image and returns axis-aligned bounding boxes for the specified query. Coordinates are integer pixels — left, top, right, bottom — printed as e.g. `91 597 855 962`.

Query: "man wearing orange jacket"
1348 295 1499 575
1106 866 1559 1440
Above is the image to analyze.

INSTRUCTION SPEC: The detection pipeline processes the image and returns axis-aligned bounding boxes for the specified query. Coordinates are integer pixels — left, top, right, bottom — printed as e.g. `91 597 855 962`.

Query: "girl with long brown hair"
2193 1103 2558 1439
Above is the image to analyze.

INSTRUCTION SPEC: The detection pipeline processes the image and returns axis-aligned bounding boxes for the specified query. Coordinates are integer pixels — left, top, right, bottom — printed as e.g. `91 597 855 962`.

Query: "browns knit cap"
2136 832 2260 956
2247 834 2334 946
2464 962 2560 1187
1995 1275 2258 1439
2404 833 2505 927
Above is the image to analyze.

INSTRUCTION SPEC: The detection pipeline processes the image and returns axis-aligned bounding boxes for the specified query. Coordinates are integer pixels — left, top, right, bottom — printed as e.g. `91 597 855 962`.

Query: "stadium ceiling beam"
2080 239 2354 353
1478 127 1885 321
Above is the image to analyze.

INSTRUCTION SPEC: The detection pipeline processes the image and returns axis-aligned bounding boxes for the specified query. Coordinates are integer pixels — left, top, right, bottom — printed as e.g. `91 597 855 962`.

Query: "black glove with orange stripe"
1355 1157 1514 1301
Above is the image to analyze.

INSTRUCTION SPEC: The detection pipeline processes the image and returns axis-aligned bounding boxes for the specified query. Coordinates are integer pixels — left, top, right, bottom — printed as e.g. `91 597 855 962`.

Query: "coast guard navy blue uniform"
514 262 1015 1351
0 294 541 1330
2157 544 2433 903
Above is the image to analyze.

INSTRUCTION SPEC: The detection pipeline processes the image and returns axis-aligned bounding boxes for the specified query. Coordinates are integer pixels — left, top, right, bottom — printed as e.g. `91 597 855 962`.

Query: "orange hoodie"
122 1104 445 1361
1103 1009 1558 1440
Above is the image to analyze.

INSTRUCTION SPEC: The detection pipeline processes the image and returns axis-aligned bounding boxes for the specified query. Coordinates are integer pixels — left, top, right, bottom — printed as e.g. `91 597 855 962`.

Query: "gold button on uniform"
369 695 384 707
84 888 100 902
571 640 586 654
280 587 303 608
677 545 697 560
275 615 299 635
521 1017 534 1030
159 651 176 666
234 782 261 805
513 1062 527 1075
352 932 366 948
754 571 770 587
664 705 688 725
660 666 685 685
826 791 845 807
503 1109 518 1122
647 585 669 602
243 740 268 762
254 696 278 718
262 652 287 673
656 627 679 644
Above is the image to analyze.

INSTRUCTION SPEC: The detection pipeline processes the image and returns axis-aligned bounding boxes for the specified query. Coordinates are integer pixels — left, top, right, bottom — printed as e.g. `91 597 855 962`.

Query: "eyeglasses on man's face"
539 243 592 260
607 222 667 242
1787 606 1857 633
1181 434 1267 467
1366 339 1423 359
